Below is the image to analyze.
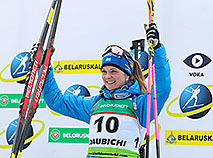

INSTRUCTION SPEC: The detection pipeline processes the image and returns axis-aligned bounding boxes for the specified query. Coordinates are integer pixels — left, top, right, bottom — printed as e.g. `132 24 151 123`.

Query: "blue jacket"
42 44 171 157
42 43 171 127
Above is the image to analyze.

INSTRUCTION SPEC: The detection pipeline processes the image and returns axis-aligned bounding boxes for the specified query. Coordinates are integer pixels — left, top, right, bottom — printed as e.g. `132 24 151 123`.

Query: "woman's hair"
123 49 148 94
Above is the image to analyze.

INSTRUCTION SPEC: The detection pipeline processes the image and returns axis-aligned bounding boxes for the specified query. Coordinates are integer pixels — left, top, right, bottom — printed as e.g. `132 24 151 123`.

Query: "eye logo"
183 53 211 69
179 83 212 119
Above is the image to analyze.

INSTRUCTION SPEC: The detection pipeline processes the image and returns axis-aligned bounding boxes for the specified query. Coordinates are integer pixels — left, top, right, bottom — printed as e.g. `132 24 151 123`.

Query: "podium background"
0 0 213 157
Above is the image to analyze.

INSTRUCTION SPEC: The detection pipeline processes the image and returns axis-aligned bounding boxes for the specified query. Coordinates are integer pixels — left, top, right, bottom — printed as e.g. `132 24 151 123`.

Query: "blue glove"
144 23 161 49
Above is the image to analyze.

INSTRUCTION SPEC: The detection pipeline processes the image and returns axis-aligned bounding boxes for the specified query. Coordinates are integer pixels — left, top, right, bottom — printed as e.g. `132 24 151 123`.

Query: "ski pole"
145 0 161 157
130 39 145 61
130 39 146 158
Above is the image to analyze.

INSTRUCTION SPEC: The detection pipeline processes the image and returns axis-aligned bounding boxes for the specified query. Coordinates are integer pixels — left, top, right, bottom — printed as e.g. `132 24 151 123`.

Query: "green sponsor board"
0 94 46 108
48 128 89 143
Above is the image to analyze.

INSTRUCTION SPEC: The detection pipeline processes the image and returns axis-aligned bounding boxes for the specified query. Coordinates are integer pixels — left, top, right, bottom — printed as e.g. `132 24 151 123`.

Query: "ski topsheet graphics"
10 0 62 157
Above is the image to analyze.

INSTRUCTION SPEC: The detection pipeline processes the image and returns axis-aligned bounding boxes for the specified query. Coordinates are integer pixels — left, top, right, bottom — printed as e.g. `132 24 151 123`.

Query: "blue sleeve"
42 69 101 124
137 43 172 127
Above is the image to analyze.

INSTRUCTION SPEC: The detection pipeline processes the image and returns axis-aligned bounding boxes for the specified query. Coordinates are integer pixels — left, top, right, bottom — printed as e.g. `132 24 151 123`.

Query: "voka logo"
183 52 211 77
179 83 212 119
0 95 9 106
183 53 211 69
50 129 61 141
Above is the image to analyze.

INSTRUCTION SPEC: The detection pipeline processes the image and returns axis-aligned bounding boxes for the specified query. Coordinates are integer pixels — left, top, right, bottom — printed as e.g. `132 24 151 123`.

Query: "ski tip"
17 151 22 158
10 153 16 158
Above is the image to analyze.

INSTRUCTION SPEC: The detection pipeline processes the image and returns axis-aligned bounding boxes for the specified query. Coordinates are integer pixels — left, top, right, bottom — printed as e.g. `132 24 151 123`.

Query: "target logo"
0 95 9 106
50 129 61 141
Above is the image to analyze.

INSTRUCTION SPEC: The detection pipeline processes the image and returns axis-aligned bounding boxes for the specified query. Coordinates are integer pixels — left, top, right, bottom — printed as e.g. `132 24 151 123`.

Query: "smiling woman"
100 45 147 94
101 66 128 90
40 23 171 158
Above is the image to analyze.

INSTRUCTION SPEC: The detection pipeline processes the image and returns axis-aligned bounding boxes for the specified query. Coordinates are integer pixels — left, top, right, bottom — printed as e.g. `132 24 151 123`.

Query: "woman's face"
101 65 128 90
